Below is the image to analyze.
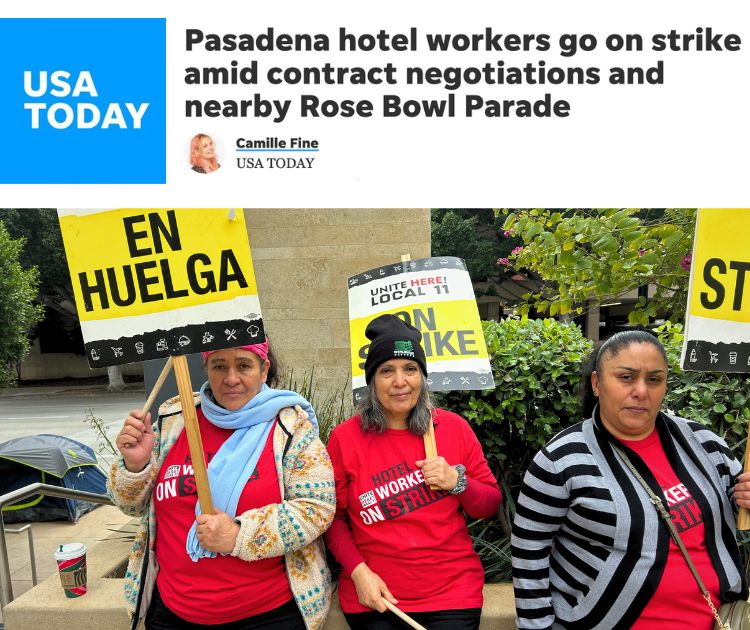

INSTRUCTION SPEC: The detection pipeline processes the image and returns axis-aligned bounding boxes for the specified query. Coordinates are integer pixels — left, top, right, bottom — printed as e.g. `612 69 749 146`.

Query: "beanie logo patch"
393 340 415 357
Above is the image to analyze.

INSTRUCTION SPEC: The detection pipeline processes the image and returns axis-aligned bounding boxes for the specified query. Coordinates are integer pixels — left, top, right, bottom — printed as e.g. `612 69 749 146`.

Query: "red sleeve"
454 414 502 519
324 427 366 577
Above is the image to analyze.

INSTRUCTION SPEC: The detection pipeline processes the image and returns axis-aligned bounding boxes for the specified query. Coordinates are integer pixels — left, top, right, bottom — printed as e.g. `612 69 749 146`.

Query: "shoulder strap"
610 442 730 628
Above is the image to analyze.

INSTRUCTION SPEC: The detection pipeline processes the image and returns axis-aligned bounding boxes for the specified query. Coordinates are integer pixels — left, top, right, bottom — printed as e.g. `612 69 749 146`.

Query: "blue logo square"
0 18 166 184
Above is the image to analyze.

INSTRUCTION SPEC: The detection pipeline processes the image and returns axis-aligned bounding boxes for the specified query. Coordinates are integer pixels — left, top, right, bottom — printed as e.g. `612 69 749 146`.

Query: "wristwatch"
450 464 467 495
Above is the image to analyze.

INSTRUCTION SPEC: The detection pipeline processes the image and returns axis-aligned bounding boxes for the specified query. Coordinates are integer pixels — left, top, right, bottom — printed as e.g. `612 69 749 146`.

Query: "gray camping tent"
0 434 108 522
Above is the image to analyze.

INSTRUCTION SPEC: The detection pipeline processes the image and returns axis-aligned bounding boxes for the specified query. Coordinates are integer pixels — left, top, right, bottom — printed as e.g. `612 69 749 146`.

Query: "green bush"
439 317 592 539
442 318 592 475
0 221 44 387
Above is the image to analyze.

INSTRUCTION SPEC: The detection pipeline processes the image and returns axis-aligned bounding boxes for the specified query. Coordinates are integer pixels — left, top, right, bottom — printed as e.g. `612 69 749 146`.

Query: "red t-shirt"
153 410 292 624
325 409 501 613
623 430 720 630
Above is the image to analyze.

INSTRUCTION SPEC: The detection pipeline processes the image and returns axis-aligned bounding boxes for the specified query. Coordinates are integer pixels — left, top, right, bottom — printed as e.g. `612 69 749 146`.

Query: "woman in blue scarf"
108 341 335 630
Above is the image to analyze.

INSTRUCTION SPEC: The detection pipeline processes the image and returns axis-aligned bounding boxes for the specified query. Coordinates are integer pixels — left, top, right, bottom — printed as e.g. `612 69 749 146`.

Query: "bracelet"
450 464 467 495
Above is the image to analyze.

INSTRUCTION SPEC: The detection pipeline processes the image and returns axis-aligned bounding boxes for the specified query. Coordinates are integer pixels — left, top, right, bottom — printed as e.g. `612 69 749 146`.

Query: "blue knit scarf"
185 382 318 561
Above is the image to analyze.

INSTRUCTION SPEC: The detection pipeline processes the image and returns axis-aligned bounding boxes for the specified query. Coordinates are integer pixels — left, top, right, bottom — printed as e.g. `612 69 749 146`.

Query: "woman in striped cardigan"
512 330 750 629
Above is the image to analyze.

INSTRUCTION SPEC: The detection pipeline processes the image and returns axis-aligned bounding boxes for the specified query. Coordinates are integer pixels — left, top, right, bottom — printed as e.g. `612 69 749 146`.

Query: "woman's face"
592 342 668 441
206 348 269 410
373 359 422 427
198 136 215 161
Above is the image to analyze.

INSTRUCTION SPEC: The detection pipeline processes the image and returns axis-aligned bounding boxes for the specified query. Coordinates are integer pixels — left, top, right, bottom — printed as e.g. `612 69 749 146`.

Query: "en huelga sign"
348 256 495 403
58 208 264 367
681 208 750 372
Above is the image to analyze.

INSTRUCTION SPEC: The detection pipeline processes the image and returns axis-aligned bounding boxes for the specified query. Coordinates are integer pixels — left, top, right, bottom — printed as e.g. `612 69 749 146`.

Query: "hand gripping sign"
59 208 265 514
681 209 750 528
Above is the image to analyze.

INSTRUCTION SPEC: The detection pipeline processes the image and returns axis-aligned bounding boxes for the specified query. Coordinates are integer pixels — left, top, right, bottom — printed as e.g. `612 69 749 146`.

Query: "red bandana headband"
202 340 269 363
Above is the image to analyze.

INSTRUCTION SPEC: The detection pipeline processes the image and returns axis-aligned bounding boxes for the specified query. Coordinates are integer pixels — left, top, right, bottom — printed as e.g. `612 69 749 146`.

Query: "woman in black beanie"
325 314 502 630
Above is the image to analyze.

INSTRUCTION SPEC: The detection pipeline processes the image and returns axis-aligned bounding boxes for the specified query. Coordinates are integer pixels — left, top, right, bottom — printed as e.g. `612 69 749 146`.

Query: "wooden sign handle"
423 419 440 491
401 253 440 490
382 600 427 630
173 354 215 515
141 356 173 417
123 357 174 453
738 444 750 530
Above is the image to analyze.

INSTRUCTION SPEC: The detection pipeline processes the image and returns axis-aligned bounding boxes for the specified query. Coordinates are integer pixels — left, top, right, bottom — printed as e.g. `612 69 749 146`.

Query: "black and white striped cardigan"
511 409 747 629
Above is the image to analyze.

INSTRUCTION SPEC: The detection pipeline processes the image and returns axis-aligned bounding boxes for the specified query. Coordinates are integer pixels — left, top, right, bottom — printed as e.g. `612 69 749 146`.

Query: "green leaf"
663 231 685 249
593 235 618 253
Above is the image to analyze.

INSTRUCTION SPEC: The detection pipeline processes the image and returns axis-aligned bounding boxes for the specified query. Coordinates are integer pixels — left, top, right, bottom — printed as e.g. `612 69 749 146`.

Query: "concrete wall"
20 209 431 387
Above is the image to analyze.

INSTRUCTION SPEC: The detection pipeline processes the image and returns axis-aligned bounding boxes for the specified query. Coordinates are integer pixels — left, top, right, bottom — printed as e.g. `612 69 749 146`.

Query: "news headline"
182 26 742 122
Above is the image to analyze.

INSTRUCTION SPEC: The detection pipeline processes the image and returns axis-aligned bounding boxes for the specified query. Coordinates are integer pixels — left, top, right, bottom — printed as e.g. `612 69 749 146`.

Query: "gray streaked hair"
357 376 433 435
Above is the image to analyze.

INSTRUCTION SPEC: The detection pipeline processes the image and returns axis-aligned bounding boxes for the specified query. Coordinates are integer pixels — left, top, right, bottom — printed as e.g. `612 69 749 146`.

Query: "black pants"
145 586 306 629
344 607 482 630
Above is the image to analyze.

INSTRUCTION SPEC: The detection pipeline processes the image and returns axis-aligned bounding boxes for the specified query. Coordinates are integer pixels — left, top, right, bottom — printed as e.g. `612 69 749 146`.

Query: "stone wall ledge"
4 538 515 629
4 536 132 629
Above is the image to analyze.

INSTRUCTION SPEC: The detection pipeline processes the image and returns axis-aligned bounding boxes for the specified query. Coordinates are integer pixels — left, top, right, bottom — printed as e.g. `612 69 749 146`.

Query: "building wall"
246 208 431 392
20 209 431 386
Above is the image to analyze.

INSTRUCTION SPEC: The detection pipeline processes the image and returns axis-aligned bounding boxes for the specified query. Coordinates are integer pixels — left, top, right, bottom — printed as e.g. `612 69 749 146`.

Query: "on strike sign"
58 208 264 367
682 208 750 372
348 256 494 404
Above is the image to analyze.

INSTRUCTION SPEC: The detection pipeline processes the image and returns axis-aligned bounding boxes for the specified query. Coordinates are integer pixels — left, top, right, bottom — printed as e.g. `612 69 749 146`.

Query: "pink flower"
679 254 692 271
503 229 513 237
638 248 646 256
497 257 510 265
511 246 524 255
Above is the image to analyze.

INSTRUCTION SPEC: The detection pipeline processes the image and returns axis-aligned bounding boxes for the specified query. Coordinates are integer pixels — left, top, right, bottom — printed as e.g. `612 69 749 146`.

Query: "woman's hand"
735 472 750 508
196 511 240 554
415 457 459 492
115 410 154 473
350 563 398 612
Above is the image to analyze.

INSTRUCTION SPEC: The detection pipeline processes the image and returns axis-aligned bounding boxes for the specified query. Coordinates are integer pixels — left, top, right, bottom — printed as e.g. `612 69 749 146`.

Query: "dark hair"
357 376 433 435
580 330 668 418
265 345 280 388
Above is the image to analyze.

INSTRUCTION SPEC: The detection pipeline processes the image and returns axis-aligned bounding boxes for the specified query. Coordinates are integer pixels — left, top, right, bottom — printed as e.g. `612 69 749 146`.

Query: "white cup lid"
53 542 86 561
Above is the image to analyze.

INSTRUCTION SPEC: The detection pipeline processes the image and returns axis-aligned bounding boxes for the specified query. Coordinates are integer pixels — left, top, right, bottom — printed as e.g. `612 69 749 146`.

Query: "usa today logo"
0 18 165 184
23 71 149 130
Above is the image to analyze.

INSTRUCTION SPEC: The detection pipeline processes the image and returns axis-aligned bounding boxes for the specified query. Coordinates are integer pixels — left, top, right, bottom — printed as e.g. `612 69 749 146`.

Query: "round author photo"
189 133 221 174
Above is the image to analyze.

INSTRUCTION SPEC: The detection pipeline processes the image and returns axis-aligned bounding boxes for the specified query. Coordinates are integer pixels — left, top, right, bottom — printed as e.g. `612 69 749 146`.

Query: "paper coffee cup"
53 543 87 598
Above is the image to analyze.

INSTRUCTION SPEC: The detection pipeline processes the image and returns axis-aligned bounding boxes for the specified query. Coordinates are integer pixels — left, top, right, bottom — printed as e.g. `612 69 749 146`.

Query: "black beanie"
363 314 428 384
